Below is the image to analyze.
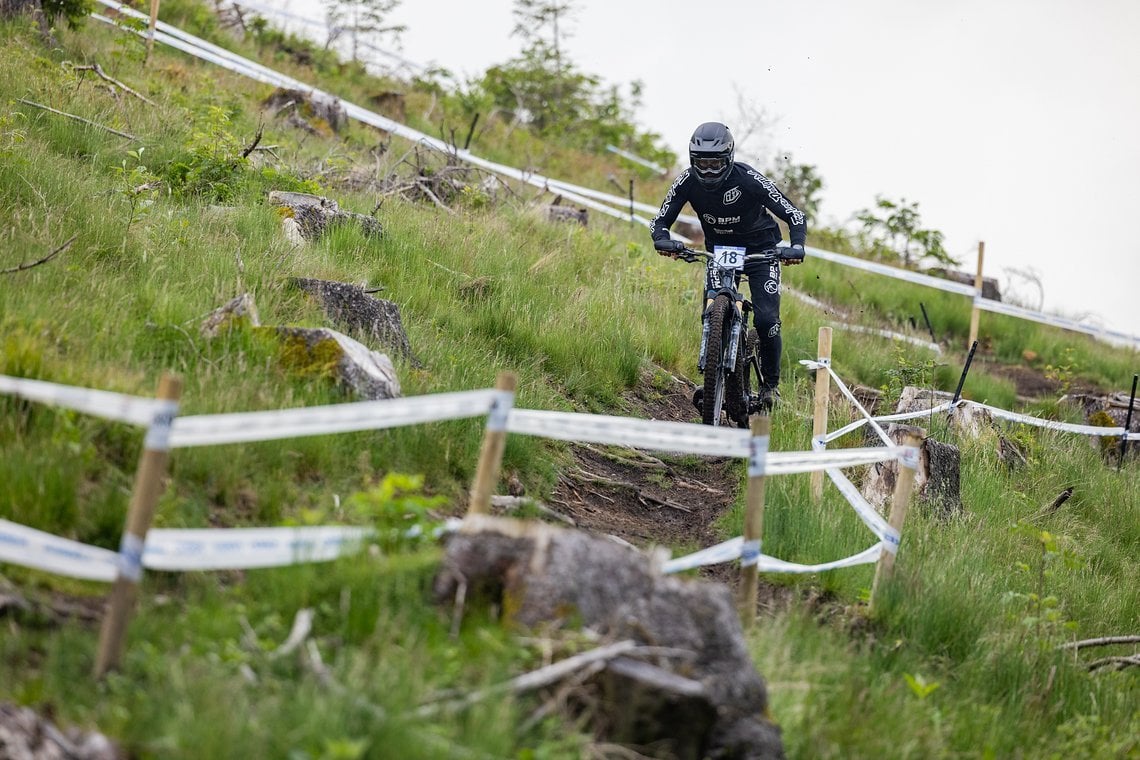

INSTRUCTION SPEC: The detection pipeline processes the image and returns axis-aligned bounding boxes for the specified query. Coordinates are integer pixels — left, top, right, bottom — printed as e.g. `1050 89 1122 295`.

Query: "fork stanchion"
738 414 771 628
870 427 925 613
810 326 833 502
468 371 518 516
94 372 182 678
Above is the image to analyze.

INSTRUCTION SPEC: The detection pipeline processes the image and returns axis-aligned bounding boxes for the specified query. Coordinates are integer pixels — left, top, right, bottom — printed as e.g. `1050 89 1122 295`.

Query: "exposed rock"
1068 390 1139 459
268 191 383 241
369 90 406 122
926 267 1002 301
268 326 400 400
434 515 784 759
543 203 588 226
200 293 260 338
263 88 347 135
0 702 120 760
290 278 419 366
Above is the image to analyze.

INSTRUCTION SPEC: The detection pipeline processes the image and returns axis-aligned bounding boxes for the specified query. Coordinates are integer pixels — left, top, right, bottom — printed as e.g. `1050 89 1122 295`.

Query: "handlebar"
669 246 802 265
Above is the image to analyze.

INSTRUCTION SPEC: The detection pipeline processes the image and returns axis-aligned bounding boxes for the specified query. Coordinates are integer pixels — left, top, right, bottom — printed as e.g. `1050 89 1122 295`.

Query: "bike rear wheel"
702 295 733 426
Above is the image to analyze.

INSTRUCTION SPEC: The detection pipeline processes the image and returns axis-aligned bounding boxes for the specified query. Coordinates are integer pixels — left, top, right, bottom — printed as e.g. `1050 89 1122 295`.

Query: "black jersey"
650 162 806 252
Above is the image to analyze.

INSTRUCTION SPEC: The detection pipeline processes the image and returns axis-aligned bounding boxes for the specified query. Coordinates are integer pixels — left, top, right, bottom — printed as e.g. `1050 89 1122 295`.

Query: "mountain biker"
650 121 807 412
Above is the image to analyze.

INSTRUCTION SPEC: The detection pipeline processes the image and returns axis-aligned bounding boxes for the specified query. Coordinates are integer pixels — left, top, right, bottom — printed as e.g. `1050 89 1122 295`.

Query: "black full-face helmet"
689 122 735 190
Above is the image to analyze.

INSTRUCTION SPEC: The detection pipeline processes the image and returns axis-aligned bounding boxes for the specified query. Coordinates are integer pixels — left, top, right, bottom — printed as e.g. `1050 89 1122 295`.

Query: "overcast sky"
282 0 1139 340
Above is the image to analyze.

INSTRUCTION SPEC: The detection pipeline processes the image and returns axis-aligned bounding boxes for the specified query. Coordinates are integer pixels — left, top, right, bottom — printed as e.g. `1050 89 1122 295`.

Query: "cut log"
289 278 419 366
434 515 784 759
0 702 119 759
896 385 991 437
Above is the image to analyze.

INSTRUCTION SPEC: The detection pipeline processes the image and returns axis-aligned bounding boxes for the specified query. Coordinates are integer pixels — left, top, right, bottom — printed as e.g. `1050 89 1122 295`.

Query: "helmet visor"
692 156 728 174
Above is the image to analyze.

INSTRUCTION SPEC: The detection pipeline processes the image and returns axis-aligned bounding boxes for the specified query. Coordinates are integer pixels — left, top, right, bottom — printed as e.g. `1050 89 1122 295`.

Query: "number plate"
711 245 746 270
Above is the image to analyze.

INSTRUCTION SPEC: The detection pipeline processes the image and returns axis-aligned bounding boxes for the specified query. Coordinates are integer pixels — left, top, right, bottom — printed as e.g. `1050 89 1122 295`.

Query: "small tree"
856 195 958 268
769 157 823 221
325 0 405 64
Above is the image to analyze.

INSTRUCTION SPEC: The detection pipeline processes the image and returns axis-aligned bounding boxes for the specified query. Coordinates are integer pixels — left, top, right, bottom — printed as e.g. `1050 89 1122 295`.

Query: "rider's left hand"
784 244 806 265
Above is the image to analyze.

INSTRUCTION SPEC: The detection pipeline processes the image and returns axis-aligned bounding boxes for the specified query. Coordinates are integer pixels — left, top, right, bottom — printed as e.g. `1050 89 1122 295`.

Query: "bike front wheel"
701 295 733 426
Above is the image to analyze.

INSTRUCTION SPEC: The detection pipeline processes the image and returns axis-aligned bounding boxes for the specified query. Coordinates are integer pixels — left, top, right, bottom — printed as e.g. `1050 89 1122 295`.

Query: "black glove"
654 239 685 256
782 244 806 264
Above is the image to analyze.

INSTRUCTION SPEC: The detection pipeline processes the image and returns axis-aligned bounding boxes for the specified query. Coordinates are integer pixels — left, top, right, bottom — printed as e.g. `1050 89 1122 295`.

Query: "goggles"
692 156 728 174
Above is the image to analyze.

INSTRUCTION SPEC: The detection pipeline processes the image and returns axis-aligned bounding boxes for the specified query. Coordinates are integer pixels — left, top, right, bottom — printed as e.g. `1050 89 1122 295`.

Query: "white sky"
281 0 1140 339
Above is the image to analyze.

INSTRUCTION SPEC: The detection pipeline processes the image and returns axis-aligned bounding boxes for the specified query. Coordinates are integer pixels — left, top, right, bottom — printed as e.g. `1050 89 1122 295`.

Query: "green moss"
271 328 343 379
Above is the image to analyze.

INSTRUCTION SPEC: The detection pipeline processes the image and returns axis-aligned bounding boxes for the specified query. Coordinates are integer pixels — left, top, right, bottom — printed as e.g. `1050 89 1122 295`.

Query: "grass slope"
1 8 1137 759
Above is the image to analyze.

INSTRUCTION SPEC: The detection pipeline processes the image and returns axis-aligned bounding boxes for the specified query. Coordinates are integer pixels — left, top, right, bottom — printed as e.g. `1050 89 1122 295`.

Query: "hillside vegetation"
1 5 1137 759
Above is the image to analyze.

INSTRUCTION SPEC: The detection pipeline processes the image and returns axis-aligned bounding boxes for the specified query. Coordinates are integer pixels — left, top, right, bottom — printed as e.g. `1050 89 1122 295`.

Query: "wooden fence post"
468 371 517 516
967 241 985 350
94 373 182 678
146 0 162 63
810 326 833 502
738 414 770 627
870 426 925 612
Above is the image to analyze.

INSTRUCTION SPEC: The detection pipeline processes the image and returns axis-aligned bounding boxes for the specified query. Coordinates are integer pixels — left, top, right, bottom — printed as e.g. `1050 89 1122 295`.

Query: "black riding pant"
744 259 781 388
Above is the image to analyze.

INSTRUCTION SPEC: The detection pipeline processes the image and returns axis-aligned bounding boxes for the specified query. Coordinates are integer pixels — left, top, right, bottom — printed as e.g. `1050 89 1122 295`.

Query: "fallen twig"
1 234 77 275
491 494 576 526
271 607 314 658
70 62 156 105
1086 654 1140 672
582 443 668 471
18 98 136 140
1058 635 1140 651
413 639 636 718
570 468 693 513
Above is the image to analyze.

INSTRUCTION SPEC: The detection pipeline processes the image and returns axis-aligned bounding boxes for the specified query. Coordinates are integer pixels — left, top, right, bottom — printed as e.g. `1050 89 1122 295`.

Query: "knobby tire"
702 296 733 426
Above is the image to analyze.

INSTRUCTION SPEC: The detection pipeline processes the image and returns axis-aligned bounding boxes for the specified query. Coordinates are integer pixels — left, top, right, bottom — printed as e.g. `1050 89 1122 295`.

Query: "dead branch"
270 607 314 658
1086 654 1140 672
582 443 668 471
1 234 77 275
570 468 693 513
1059 635 1140 651
241 124 264 158
491 494 576 526
415 179 457 214
17 98 137 140
413 639 637 718
70 62 157 105
1045 486 1074 515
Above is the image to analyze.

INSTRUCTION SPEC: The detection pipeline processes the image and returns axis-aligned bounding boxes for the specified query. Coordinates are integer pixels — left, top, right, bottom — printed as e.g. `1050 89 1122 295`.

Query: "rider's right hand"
654 239 685 256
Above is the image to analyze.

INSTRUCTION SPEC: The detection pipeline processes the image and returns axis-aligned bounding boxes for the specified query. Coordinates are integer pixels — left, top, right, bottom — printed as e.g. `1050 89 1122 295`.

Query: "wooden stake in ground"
94 373 182 678
870 426 925 612
810 326 833 502
467 371 517 516
738 414 771 628
146 0 161 63
967 241 985 350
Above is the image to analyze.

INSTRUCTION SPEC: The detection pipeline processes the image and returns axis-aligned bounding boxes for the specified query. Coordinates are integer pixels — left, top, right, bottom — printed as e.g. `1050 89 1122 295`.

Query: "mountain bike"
669 245 801 427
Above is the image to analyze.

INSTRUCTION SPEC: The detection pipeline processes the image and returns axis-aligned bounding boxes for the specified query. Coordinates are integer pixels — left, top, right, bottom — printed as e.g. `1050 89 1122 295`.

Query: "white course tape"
0 519 118 582
973 297 1140 349
0 374 165 427
740 539 761 568
142 399 180 451
748 435 770 477
486 390 514 432
805 246 978 297
506 408 749 458
116 533 145 582
662 534 884 575
1127 431 1140 442
965 400 1127 437
169 389 497 447
823 468 900 552
828 322 942 355
142 525 372 571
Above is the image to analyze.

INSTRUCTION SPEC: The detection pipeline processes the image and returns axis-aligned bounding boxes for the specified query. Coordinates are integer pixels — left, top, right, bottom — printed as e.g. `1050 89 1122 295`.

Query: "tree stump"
861 426 962 518
263 88 348 135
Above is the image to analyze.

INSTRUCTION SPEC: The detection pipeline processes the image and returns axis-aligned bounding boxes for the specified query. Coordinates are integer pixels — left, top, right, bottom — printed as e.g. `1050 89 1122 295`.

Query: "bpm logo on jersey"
723 186 742 205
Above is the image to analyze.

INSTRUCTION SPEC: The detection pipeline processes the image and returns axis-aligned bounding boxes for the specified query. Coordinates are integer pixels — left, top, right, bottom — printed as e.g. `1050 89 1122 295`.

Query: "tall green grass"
1 11 1137 759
